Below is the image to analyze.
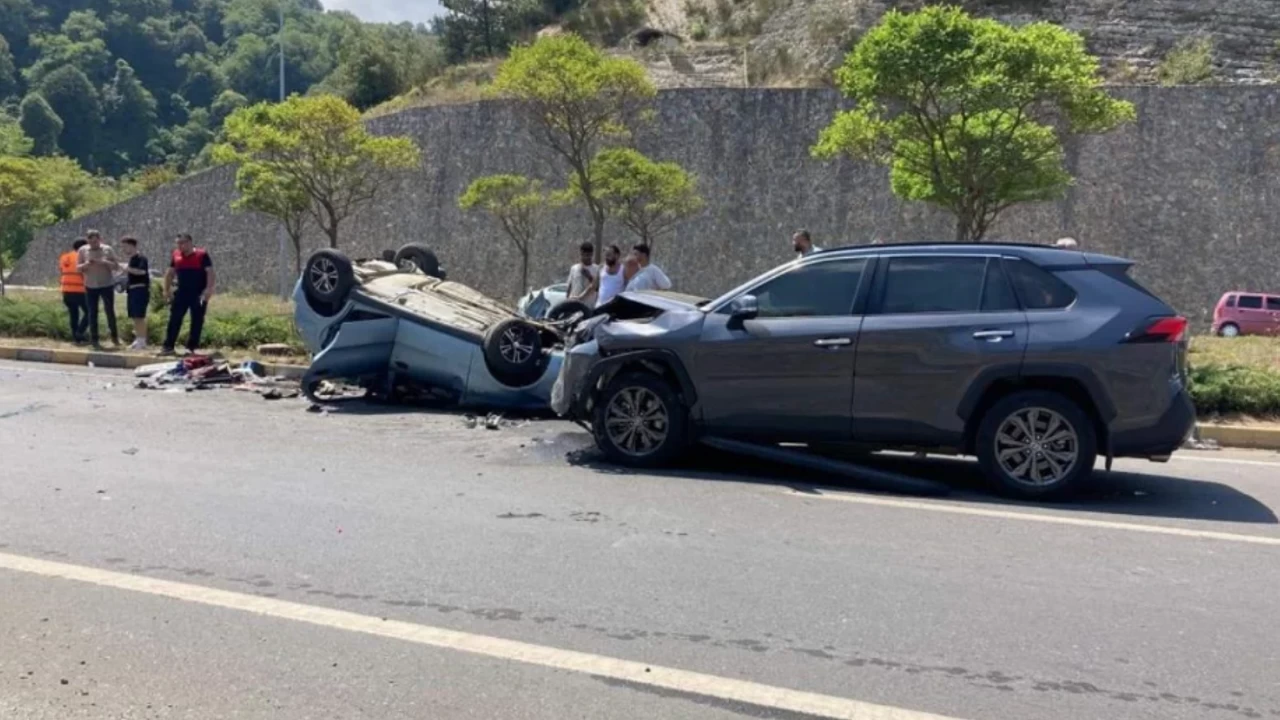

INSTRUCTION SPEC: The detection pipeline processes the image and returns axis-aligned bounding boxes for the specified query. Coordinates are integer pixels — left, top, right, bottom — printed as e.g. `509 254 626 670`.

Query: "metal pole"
276 2 290 299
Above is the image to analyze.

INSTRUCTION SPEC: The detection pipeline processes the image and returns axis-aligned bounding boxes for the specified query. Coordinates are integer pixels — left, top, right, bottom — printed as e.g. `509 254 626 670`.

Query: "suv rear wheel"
593 371 687 468
975 390 1097 500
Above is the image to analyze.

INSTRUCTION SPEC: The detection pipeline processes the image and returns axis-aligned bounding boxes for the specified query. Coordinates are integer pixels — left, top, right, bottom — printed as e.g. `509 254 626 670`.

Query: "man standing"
120 237 151 350
76 230 120 350
162 233 215 357
58 238 88 345
624 243 672 292
592 244 626 307
792 229 823 257
565 241 598 308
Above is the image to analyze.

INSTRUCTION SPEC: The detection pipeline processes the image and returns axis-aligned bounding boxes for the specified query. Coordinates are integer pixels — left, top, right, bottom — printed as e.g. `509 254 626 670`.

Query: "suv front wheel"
593 371 687 468
975 391 1098 500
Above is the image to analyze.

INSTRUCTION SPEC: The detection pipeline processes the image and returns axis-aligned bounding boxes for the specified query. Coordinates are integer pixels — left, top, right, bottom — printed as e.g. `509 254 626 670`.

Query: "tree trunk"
953 214 968 243
590 204 606 264
290 234 302 277
520 250 530 300
325 219 339 249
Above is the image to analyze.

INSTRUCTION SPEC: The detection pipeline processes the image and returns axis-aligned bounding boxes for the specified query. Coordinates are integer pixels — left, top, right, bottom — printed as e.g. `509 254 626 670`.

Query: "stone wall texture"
12 87 1280 325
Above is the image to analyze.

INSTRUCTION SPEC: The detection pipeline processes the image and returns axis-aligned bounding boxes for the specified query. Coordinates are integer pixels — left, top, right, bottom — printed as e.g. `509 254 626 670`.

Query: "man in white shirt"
792 229 822 257
592 244 626 307
625 243 672 292
565 241 598 307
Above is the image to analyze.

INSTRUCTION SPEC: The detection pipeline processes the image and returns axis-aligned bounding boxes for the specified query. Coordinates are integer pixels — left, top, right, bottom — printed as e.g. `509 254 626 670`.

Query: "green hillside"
0 0 442 178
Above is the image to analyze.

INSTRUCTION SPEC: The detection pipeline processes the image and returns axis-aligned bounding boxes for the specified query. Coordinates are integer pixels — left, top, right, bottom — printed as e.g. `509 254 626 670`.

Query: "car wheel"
593 371 687 468
394 244 442 279
380 249 397 263
547 300 592 323
975 390 1097 500
1219 323 1240 338
482 318 544 386
303 249 355 313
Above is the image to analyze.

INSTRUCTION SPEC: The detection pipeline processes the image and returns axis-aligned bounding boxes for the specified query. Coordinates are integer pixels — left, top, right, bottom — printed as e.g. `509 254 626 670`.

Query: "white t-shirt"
801 245 823 257
566 262 597 305
627 264 672 292
596 265 626 307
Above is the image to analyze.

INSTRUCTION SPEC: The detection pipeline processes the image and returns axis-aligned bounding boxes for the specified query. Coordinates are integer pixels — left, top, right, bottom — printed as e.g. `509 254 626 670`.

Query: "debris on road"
485 413 503 430
133 352 301 399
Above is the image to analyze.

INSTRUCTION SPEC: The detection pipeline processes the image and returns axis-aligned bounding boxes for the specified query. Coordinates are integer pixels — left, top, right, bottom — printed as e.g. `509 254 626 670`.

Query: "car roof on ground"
815 242 1130 267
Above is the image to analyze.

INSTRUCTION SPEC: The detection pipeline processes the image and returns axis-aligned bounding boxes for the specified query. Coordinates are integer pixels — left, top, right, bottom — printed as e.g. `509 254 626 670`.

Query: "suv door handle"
813 337 852 348
973 330 1015 341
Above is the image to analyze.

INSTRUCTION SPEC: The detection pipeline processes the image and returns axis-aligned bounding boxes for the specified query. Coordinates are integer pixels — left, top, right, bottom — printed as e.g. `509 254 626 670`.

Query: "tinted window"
1239 295 1263 310
1226 295 1237 308
881 257 987 314
981 261 1020 312
747 258 868 318
1004 259 1076 310
1268 297 1280 311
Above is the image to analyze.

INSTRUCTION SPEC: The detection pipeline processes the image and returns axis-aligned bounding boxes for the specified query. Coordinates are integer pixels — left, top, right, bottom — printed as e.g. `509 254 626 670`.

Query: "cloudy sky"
325 0 444 24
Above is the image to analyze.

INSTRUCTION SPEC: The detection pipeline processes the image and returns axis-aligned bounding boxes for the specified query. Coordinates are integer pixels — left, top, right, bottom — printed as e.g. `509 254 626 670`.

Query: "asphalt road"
1 358 1278 720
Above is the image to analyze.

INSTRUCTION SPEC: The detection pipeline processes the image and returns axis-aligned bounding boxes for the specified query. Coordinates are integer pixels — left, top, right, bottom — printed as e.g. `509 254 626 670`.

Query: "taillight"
1125 316 1188 343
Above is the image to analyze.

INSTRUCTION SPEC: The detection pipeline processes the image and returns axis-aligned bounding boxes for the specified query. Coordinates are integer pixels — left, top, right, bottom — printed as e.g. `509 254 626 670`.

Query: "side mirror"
727 294 759 329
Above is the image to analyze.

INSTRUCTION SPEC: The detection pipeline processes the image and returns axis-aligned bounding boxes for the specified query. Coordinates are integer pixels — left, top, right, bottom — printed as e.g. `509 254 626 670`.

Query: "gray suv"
551 244 1195 499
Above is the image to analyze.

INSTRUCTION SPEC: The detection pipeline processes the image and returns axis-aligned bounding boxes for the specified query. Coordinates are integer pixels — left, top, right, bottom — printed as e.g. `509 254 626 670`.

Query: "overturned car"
294 245 581 408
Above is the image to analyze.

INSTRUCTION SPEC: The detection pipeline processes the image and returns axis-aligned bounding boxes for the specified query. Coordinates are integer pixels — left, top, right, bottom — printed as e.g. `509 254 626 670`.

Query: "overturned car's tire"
546 300 592 323
394 243 442 279
303 249 355 313
593 371 687 468
483 318 544 387
380 249 397 263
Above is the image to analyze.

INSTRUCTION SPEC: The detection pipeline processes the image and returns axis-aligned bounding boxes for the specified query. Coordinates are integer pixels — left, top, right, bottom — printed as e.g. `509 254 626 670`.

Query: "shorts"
126 287 150 319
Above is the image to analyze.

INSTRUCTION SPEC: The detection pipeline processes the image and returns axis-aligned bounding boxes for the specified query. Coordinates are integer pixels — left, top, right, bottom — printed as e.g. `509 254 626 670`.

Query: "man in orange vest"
58 238 89 345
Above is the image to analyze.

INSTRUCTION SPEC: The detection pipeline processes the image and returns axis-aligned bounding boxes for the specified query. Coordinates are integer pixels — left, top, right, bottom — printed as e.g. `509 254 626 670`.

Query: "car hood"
591 291 708 351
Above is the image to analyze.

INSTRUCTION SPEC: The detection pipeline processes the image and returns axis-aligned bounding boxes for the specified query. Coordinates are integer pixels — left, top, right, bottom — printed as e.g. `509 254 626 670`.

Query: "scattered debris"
497 512 545 520
262 389 300 401
257 343 293 356
122 448 139 456
463 414 478 429
133 352 302 398
485 413 503 430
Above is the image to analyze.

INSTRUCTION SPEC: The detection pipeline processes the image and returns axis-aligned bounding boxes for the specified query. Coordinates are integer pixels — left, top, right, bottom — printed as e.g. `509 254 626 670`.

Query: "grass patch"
1188 336 1280 418
0 291 300 351
1158 36 1214 86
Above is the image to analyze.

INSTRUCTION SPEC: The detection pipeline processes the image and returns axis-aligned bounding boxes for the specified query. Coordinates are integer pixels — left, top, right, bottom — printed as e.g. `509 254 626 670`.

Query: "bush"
1188 363 1280 418
0 292 300 351
1158 36 1214 86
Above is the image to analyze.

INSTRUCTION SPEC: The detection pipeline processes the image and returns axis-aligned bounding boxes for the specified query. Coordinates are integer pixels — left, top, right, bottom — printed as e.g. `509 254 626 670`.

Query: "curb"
1195 424 1280 452
0 345 307 380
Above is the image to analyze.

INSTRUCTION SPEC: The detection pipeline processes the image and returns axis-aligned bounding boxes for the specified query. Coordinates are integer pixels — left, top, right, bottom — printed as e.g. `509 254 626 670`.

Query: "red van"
1213 292 1280 337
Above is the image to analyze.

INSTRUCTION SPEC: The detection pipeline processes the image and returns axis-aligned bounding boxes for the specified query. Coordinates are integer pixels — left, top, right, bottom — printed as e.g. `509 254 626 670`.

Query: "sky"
325 0 444 25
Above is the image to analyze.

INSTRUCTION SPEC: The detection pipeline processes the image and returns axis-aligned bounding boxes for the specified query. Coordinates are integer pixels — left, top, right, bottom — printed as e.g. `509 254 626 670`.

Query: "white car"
517 283 568 319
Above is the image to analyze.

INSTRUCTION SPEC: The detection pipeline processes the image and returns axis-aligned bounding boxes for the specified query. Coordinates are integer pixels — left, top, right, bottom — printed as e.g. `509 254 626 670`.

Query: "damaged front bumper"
550 339 602 420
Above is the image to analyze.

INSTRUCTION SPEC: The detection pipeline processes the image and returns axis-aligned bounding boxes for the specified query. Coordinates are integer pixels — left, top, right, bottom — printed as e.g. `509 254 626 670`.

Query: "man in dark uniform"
161 233 215 356
120 237 150 350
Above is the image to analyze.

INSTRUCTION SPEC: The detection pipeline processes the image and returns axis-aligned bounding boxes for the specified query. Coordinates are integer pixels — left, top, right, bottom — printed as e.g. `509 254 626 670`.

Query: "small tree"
233 164 311 276
0 156 52 295
492 33 655 260
586 148 703 250
213 95 420 248
459 174 556 296
812 7 1136 242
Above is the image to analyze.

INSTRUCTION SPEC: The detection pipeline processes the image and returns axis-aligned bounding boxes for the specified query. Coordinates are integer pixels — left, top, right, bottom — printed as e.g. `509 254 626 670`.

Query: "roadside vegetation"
1188 337 1280 420
0 290 298 352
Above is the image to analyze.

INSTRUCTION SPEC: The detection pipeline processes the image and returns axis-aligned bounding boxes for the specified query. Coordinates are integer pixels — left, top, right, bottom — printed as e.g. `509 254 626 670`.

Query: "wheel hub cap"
995 407 1079 487
309 258 338 294
500 327 534 364
605 387 669 457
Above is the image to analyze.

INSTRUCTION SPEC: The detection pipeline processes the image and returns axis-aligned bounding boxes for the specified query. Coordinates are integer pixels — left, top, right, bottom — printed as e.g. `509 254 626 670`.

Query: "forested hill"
0 0 441 178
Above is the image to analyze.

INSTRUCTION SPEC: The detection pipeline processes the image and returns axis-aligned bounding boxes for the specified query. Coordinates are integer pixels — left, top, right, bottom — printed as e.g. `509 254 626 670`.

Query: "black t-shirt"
127 254 150 290
171 248 213 296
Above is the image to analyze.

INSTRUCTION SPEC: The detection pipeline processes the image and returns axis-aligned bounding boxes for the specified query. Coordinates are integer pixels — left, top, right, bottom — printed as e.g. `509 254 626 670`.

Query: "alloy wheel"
604 386 670 457
309 257 339 294
994 407 1080 487
499 325 535 365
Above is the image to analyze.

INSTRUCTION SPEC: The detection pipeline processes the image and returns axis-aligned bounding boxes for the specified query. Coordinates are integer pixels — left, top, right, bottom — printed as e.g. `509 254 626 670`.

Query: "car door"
1266 296 1280 336
851 254 1027 448
1236 295 1266 335
694 256 872 441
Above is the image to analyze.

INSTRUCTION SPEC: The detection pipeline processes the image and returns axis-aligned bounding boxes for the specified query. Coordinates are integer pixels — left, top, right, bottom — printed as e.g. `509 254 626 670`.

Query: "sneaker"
158 348 176 357
91 343 103 351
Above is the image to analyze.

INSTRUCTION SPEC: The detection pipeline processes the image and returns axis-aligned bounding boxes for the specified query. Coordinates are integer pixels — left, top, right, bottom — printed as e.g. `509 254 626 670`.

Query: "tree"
0 154 50 294
213 94 421 248
459 174 557 295
231 163 310 275
101 59 159 174
492 33 655 260
586 148 703 250
0 33 17 99
0 110 31 155
37 64 102 169
811 6 1136 242
436 0 535 63
18 93 61 155
177 52 226 107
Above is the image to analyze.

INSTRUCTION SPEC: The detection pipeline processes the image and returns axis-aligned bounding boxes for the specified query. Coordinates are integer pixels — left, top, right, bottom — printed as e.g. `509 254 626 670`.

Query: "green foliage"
1158 36 1214 86
583 147 703 247
232 162 310 274
493 33 655 254
214 94 421 248
0 33 16 98
0 110 31 155
459 174 559 294
17 92 60 155
36 64 102 169
435 0 550 64
100 59 159 175
812 6 1135 242
1189 364 1280 418
0 293 300 350
563 0 646 47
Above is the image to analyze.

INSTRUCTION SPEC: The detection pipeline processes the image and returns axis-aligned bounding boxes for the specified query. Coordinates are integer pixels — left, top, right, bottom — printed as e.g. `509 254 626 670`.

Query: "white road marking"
0 364 124 380
0 551 963 720
785 490 1280 546
1170 454 1280 469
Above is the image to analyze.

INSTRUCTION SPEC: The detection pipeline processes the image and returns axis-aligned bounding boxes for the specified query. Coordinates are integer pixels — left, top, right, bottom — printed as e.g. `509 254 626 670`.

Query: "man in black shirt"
121 237 151 351
161 233 216 356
